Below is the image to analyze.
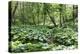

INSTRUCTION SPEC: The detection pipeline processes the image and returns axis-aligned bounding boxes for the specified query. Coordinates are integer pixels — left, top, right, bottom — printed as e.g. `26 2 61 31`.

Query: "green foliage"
52 27 78 46
10 25 78 52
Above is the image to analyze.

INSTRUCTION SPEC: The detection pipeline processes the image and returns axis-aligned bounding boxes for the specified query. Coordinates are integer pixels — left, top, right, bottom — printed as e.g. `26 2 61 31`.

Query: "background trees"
10 2 78 29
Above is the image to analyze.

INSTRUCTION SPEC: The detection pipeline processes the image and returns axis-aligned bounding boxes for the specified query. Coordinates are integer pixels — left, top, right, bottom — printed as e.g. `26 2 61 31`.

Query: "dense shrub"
9 25 78 52
52 27 78 46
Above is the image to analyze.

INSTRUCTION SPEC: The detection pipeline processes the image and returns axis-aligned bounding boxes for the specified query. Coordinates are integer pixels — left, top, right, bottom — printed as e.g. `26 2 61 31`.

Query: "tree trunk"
73 5 78 26
62 5 67 28
59 4 63 27
46 6 57 27
12 2 18 25
47 11 57 27
37 4 39 25
12 2 18 18
43 3 46 26
60 12 62 27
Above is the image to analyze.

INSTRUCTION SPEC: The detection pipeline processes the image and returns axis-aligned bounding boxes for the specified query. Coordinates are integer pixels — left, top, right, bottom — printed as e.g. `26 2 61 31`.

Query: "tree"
11 1 18 25
73 5 78 26
59 4 63 27
46 4 57 27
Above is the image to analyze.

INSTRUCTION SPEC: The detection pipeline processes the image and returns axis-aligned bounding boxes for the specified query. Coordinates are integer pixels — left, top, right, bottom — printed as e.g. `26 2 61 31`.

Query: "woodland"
9 1 78 53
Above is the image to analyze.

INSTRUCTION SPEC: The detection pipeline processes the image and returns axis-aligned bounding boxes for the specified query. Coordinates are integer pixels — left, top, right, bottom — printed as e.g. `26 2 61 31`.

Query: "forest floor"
9 25 78 52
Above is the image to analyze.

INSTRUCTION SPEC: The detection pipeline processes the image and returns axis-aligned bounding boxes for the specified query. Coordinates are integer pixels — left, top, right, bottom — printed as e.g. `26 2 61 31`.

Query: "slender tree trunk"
12 2 18 18
45 4 57 27
32 5 36 25
60 12 62 27
73 5 78 26
43 3 46 26
12 2 18 25
62 5 67 28
64 5 67 27
38 15 39 25
47 9 57 27
23 2 25 25
73 5 75 26
43 14 46 26
20 2 24 25
59 4 63 27
33 14 36 25
37 4 39 25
